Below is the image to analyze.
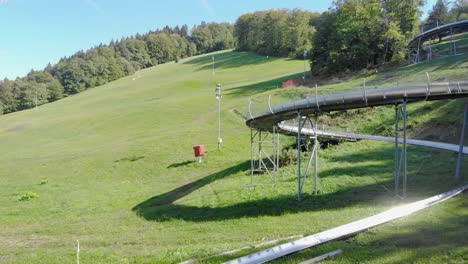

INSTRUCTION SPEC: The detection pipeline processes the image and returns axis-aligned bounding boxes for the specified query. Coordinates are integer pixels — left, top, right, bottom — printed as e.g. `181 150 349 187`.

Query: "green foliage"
425 0 450 28
17 192 38 201
451 0 468 21
53 57 88 94
145 33 177 64
234 9 319 57
116 39 153 70
26 70 64 102
191 22 235 53
312 0 424 75
2 22 233 115
279 148 298 167
0 79 19 113
39 179 48 185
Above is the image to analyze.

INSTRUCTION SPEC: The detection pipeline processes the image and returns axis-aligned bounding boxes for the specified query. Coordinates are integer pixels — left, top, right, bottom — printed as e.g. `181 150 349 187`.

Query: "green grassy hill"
0 50 467 263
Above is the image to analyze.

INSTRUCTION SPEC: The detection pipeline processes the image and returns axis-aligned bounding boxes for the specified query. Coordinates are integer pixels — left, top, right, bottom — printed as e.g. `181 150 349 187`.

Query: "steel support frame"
450 26 457 55
394 101 408 198
250 126 280 187
455 103 468 181
296 112 319 201
416 37 422 63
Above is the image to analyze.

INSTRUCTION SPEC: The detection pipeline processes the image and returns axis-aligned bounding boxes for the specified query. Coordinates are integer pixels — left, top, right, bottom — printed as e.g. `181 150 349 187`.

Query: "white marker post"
77 240 80 264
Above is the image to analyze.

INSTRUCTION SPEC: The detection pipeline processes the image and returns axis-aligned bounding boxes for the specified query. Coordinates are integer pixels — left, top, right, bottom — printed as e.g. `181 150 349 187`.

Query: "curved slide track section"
246 80 468 201
247 81 468 131
407 20 468 63
278 124 468 154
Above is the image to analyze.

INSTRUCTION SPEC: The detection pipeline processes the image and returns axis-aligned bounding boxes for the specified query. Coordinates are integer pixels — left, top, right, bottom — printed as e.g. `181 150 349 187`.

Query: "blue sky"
0 0 436 80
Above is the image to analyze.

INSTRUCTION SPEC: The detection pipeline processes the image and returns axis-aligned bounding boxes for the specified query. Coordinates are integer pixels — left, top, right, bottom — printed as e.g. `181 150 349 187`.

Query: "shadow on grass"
133 180 389 222
184 51 279 71
133 150 396 222
167 160 194 168
115 155 145 162
133 142 466 222
134 161 251 208
227 72 305 97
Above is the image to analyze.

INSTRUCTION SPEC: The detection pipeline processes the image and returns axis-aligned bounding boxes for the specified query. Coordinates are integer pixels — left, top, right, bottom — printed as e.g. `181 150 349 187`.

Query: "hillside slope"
0 50 467 263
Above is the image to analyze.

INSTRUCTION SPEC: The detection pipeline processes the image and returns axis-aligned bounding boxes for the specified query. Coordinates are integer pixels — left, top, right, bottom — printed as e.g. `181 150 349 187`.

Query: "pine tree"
426 0 450 28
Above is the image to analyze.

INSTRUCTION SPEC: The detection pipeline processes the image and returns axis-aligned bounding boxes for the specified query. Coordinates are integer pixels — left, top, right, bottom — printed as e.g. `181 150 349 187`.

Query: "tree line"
234 9 320 58
231 3 423 74
310 0 424 75
424 0 467 31
233 1 467 75
0 22 234 114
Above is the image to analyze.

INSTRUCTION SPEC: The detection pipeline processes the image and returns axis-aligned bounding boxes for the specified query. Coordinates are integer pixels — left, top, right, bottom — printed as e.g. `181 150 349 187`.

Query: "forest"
0 22 234 114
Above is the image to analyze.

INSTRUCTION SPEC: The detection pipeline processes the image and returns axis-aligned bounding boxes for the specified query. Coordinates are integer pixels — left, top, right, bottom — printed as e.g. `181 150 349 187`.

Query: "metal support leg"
250 128 257 187
416 37 421 63
258 131 262 171
402 100 408 198
450 27 456 55
394 105 400 195
394 101 408 198
313 116 318 195
273 126 280 172
250 127 279 187
297 113 304 201
297 114 319 201
455 103 468 181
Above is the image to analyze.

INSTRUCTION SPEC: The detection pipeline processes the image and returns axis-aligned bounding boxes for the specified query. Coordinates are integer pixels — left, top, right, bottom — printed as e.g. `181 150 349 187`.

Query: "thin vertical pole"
77 240 80 264
218 96 221 151
303 50 307 85
429 39 432 61
314 116 318 195
272 127 277 172
402 100 408 198
395 104 400 196
277 128 280 171
416 37 421 63
212 56 215 76
450 27 455 55
297 113 302 201
258 131 262 170
250 128 254 186
455 103 468 181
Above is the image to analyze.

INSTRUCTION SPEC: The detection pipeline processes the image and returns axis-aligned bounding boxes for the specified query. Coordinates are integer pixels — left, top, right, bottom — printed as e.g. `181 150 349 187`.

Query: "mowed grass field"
0 50 467 263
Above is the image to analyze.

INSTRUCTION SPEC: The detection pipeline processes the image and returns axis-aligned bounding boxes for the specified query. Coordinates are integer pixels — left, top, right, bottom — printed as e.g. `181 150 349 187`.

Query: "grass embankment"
0 50 467 263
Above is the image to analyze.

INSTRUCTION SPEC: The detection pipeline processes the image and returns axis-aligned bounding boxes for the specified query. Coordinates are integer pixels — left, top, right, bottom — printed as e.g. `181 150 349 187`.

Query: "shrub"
17 192 38 201
279 148 298 167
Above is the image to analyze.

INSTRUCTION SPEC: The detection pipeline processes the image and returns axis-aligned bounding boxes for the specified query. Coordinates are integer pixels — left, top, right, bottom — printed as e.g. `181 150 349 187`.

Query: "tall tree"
26 70 64 102
233 9 319 57
0 79 19 113
425 0 451 28
450 0 468 21
311 0 423 75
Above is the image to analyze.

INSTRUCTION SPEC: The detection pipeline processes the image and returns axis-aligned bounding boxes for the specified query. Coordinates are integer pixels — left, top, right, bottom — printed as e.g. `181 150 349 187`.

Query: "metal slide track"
225 185 468 264
247 81 468 131
278 124 468 154
407 20 468 50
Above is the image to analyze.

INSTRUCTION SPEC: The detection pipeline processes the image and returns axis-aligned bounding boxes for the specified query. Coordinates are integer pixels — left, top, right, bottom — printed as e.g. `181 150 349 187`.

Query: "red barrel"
193 145 205 157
